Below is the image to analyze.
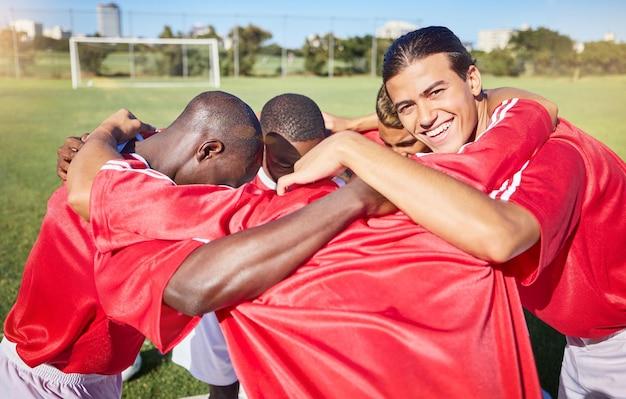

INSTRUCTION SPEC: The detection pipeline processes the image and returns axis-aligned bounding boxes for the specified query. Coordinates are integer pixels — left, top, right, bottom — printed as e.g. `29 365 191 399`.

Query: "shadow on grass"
525 311 565 399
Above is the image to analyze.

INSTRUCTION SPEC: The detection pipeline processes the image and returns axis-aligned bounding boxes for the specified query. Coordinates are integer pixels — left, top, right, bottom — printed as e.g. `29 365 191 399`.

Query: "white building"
603 32 616 42
97 3 122 37
376 20 418 40
43 26 72 40
476 29 513 52
10 19 43 39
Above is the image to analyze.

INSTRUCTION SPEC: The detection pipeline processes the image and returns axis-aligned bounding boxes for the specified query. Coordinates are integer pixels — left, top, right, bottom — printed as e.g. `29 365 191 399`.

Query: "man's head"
376 85 426 156
382 26 483 153
260 93 327 180
166 91 263 187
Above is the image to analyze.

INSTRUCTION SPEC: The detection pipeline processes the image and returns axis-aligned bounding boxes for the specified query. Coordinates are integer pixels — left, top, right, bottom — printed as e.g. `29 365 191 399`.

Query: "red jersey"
494 119 626 338
2 156 202 374
251 167 276 191
361 128 384 145
88 99 552 397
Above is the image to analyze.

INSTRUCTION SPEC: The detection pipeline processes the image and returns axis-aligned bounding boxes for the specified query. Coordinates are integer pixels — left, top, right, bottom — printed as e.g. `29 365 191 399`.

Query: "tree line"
1 25 625 78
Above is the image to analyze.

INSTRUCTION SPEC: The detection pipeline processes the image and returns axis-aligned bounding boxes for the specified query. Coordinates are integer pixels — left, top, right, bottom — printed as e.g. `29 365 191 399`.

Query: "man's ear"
196 140 224 162
466 65 483 97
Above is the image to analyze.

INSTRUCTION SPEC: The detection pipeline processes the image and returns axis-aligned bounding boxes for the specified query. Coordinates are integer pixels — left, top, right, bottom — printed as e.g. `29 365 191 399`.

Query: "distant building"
10 19 43 39
603 32 616 42
476 29 513 52
376 21 418 40
573 42 585 54
43 26 72 40
97 3 122 37
462 41 474 52
190 24 217 38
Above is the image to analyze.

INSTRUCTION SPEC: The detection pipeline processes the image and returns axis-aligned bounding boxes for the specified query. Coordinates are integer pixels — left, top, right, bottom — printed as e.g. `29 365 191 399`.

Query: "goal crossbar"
69 37 220 89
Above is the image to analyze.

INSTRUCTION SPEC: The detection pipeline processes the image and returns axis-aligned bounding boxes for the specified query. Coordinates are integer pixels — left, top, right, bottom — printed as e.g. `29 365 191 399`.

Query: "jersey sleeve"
89 157 267 253
417 99 553 193
94 238 205 353
501 139 586 284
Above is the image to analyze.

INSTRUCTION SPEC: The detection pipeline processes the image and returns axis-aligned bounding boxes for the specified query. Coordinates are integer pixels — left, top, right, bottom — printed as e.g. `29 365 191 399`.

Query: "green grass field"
0 75 624 398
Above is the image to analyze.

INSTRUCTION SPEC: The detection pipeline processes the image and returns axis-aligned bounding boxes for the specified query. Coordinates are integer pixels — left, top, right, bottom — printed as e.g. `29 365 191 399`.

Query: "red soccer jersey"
493 119 626 338
89 99 551 397
3 156 204 374
251 167 276 191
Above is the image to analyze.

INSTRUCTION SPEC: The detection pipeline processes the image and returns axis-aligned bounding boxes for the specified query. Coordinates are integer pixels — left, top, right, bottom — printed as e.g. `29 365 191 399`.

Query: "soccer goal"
69 37 220 89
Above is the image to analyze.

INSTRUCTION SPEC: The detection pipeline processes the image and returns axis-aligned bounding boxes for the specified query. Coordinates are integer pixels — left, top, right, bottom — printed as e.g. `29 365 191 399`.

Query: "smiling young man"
278 26 626 399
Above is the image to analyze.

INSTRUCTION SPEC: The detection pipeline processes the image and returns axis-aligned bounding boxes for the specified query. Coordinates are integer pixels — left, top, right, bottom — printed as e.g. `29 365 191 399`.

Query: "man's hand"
322 111 352 133
66 109 153 221
98 108 155 143
345 177 397 218
57 134 88 181
277 131 362 195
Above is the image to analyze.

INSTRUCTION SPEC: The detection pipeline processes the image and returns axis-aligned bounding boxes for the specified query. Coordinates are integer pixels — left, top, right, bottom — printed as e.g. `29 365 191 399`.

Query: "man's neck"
474 94 491 140
133 129 182 180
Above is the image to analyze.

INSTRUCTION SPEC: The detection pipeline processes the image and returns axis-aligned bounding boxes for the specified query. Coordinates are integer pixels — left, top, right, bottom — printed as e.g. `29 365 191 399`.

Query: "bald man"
1 91 263 399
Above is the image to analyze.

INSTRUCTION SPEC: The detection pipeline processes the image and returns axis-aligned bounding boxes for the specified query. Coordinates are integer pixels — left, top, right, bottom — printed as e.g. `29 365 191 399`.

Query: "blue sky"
1 0 624 48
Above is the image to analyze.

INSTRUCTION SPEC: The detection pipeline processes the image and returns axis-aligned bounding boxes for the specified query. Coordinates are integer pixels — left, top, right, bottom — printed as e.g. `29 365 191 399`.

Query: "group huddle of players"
1 26 625 399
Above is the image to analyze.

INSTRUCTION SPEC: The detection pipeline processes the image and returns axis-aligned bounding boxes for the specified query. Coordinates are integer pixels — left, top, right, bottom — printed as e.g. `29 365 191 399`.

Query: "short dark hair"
260 93 326 142
382 26 475 83
171 91 262 163
376 85 403 129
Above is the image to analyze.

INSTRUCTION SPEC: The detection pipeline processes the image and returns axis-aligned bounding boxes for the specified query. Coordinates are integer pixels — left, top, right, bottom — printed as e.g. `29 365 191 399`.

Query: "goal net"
69 37 220 89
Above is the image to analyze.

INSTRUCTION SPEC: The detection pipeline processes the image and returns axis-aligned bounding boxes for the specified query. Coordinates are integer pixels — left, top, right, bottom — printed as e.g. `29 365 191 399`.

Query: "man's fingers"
276 173 297 196
140 121 156 133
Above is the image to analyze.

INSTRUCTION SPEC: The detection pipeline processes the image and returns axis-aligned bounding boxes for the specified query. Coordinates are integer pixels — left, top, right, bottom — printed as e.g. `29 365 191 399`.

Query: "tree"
303 34 330 76
473 49 521 77
227 24 272 76
508 27 577 75
579 41 626 75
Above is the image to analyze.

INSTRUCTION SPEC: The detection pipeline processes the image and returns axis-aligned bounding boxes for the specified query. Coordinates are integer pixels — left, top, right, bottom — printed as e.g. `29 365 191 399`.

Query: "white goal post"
69 37 221 89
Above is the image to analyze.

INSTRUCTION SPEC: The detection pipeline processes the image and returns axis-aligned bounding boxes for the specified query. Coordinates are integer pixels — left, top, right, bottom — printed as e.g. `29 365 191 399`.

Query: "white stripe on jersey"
499 160 529 201
489 179 510 199
100 163 175 184
458 98 519 154
106 159 132 168
490 99 509 127
128 152 149 167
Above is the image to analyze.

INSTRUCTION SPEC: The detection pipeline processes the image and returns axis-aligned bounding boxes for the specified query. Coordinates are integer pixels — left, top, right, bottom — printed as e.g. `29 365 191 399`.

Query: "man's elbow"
67 189 90 220
478 236 523 264
164 277 234 316
475 221 540 264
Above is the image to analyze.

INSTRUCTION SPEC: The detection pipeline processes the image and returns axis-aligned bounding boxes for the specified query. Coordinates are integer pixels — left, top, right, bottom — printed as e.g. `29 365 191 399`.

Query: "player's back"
516 118 626 338
222 208 541 398
3 186 143 374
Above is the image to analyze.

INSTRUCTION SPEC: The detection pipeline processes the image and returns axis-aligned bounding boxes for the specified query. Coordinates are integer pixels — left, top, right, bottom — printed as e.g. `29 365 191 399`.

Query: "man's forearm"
337 135 539 263
66 127 123 220
164 185 368 315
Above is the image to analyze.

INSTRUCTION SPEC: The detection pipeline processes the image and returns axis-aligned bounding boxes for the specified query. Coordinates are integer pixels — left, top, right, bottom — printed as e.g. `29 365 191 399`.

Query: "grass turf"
0 75 624 398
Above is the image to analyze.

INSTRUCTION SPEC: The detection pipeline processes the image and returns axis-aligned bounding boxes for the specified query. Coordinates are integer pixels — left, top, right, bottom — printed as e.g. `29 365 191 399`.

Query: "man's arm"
164 178 393 315
66 109 152 220
486 87 558 128
57 134 88 181
323 111 378 133
279 100 552 264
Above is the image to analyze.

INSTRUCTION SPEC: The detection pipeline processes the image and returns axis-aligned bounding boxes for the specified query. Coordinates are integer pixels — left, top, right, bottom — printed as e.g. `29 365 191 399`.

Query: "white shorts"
172 312 238 386
558 328 626 399
0 337 122 399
